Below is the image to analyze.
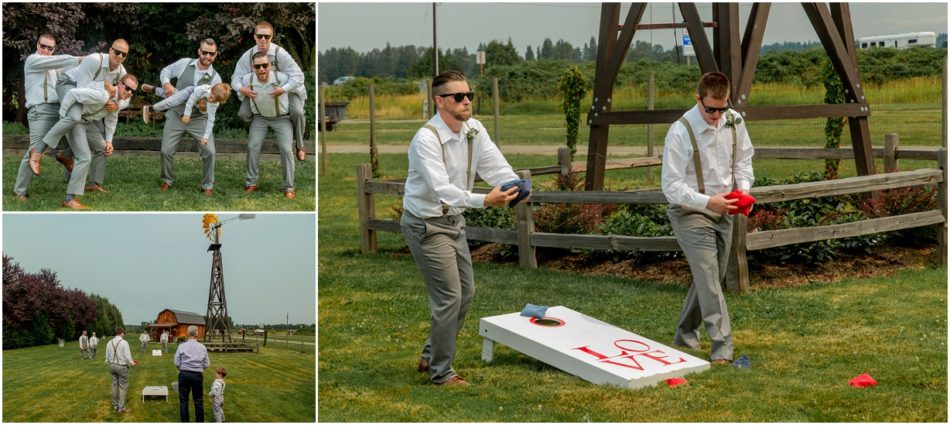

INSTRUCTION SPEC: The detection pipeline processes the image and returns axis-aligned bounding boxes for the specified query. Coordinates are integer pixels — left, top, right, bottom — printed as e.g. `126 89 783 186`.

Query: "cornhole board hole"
142 385 169 402
480 306 709 389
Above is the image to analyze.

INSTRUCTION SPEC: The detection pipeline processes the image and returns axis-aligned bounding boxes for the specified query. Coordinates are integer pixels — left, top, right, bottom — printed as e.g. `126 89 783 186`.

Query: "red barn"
148 309 206 341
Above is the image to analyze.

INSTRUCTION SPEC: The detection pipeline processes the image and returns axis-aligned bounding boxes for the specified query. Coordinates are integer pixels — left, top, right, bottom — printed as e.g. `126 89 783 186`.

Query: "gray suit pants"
668 205 734 361
246 115 295 192
43 105 105 197
401 212 475 383
63 120 108 187
160 109 215 190
109 363 129 410
239 93 305 150
13 103 62 196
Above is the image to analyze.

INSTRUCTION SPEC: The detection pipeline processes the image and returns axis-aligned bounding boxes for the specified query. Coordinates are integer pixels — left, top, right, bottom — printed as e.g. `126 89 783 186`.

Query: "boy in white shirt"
209 367 227 422
142 82 231 146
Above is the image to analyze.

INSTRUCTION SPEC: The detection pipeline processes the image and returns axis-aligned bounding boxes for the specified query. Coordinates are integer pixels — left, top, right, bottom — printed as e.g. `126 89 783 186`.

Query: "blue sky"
319 2 948 53
2 213 315 326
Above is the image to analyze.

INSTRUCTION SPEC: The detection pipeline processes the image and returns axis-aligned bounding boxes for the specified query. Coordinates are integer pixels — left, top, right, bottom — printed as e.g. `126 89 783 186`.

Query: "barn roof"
165 309 206 325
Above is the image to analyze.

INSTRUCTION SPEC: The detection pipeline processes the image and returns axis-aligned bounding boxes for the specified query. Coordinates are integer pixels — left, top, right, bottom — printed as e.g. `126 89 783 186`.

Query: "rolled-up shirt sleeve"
409 130 486 209
159 58 188 86
661 123 711 210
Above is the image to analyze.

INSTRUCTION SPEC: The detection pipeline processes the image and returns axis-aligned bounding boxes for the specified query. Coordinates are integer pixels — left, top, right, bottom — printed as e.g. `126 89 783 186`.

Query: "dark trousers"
178 370 204 422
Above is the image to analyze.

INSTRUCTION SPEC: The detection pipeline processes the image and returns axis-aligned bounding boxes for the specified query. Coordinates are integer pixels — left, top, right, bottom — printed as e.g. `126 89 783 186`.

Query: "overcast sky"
319 2 948 54
3 214 315 326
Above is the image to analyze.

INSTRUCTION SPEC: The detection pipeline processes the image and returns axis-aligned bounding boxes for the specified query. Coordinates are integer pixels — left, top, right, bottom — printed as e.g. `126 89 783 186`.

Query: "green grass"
3 155 315 211
318 152 946 422
3 342 315 422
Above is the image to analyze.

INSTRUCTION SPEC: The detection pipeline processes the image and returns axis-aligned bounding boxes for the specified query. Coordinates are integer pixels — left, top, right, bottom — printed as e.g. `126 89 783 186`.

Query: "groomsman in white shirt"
12 34 82 201
105 327 136 414
89 332 100 359
232 21 308 161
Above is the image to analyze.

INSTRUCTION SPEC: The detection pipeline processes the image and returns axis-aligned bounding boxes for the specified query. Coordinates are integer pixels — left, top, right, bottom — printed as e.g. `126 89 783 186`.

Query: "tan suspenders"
423 124 474 215
677 116 739 194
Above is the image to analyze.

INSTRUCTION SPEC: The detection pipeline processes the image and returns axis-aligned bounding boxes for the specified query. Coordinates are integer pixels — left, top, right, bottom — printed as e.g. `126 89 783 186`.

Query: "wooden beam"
679 3 719 73
605 4 647 86
585 3 624 191
528 190 668 204
588 103 870 126
747 211 945 250
735 3 771 107
801 3 863 102
750 168 942 204
531 233 681 252
713 3 741 95
631 22 716 30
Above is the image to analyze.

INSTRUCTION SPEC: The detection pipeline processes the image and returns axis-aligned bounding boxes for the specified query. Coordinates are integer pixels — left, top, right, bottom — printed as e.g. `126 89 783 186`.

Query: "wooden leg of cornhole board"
482 337 495 363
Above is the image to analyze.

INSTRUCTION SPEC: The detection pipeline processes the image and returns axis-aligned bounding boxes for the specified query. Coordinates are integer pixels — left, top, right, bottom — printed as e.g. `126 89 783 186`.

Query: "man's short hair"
38 33 56 44
432 70 467 97
256 21 274 33
200 38 216 48
697 72 730 100
111 38 129 50
115 326 124 335
187 325 198 337
121 73 138 87
252 52 269 62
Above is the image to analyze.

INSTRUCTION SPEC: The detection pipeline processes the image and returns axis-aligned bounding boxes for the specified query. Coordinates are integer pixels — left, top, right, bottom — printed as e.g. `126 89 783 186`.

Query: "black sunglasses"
255 34 272 40
111 48 128 58
699 98 730 114
253 63 270 70
39 43 55 51
439 91 475 102
200 50 217 57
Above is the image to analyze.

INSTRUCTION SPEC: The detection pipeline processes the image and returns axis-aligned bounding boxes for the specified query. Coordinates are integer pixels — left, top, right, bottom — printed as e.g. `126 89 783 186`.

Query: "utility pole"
432 3 438 78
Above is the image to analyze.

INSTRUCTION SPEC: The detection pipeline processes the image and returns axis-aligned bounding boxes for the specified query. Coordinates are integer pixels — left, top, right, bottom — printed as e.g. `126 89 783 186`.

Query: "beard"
450 107 471 122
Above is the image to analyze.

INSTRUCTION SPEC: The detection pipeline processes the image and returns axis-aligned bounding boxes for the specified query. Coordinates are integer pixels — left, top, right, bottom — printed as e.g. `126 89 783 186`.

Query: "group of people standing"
101 325 226 422
13 21 309 209
403 70 754 385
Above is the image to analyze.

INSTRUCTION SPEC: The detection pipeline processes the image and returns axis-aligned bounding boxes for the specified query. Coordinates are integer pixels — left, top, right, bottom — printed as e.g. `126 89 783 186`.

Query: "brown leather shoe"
28 148 43 175
711 359 731 366
435 376 469 386
55 151 74 172
61 199 89 210
284 191 296 200
85 184 109 193
14 193 28 202
296 147 306 161
201 189 214 197
417 358 429 372
159 183 170 191
244 185 258 193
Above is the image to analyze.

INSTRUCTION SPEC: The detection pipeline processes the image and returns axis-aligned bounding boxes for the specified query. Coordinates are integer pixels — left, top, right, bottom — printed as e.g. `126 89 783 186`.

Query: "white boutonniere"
724 110 743 128
199 73 212 84
466 127 479 143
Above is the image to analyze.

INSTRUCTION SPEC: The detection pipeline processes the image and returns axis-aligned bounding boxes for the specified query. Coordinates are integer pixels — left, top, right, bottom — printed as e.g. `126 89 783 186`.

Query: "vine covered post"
557 66 590 162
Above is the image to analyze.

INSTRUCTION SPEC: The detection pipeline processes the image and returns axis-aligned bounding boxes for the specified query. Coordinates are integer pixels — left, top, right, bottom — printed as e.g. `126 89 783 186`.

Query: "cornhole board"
142 386 168 402
480 306 709 389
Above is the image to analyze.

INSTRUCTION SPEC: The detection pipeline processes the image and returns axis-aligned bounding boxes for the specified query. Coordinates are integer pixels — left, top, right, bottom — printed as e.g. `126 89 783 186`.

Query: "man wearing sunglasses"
40 74 138 209
28 38 129 180
239 53 300 199
231 21 308 161
401 71 521 386
152 38 223 196
12 33 83 202
661 72 755 365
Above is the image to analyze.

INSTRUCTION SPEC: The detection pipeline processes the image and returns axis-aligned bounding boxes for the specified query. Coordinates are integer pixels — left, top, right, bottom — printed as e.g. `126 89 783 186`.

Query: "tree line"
319 34 946 85
3 255 124 349
1 3 315 131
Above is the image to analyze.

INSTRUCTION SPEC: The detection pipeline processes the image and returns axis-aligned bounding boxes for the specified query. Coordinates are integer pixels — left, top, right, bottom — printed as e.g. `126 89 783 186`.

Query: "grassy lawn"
3 154 315 211
3 342 315 422
318 152 947 422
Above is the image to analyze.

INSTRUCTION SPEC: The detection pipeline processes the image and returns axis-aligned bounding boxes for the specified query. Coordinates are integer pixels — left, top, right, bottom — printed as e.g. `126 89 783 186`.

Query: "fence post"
884 133 899 173
320 85 328 176
646 73 656 185
939 149 947 267
356 164 377 254
557 147 571 187
492 77 501 147
726 214 750 293
369 84 379 178
516 170 537 269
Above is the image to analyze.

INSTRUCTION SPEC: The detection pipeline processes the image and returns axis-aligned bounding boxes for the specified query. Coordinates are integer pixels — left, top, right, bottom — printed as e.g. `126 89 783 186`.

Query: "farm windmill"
201 213 256 343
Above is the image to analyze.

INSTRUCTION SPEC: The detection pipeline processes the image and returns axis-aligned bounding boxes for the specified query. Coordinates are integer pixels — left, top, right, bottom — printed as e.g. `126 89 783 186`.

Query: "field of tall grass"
328 76 943 120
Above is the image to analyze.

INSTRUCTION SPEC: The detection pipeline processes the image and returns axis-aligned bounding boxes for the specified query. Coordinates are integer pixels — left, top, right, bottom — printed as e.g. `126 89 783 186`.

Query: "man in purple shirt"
174 325 210 422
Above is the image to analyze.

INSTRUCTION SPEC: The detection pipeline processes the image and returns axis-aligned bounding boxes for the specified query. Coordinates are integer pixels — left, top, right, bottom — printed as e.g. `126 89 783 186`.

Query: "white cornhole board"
152 349 162 356
142 385 169 402
480 306 709 389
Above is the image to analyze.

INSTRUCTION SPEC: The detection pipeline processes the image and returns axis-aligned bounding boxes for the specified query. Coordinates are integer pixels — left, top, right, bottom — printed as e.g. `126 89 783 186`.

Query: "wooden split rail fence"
357 142 947 292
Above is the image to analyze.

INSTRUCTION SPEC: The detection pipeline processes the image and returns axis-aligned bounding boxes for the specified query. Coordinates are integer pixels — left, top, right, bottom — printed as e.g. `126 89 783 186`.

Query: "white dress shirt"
105 335 133 366
231 43 306 100
58 81 130 141
63 52 126 87
89 336 99 347
24 53 80 108
241 71 295 118
661 105 755 210
403 113 519 218
160 58 221 88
